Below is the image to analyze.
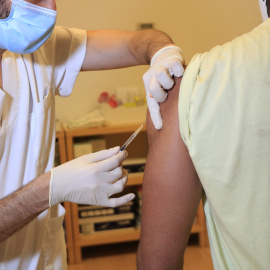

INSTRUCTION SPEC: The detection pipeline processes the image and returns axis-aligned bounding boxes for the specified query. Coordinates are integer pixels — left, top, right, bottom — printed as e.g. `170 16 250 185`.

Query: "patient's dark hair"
267 0 270 17
0 0 11 19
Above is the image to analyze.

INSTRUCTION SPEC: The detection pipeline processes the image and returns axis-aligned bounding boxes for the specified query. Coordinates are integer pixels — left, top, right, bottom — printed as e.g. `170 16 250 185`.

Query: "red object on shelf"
98 92 109 103
107 95 116 108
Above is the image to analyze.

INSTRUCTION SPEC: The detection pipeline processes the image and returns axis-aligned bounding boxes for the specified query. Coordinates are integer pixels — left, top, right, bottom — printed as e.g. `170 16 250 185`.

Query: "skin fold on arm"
137 77 203 270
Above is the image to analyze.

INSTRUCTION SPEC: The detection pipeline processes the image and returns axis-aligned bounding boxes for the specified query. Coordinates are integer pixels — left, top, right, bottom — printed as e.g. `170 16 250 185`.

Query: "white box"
73 141 93 158
73 138 106 158
91 138 106 152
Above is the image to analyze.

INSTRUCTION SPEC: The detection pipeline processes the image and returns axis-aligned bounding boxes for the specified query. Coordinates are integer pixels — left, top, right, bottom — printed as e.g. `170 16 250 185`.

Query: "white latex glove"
143 45 185 130
49 146 135 207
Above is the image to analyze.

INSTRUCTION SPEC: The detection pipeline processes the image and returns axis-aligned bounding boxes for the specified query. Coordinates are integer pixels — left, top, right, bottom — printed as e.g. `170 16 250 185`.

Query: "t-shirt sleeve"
38 26 87 97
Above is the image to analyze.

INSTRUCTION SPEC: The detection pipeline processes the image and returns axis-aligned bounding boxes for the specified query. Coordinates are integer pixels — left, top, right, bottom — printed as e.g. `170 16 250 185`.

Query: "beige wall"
55 0 262 122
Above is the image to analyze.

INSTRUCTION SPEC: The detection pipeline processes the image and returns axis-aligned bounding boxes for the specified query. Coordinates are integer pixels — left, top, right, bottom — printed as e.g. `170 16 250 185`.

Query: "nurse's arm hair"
137 77 202 270
0 172 50 243
81 29 174 71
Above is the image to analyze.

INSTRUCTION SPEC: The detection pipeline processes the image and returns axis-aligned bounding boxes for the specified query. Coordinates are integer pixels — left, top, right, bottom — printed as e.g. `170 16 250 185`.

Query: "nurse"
0 0 184 269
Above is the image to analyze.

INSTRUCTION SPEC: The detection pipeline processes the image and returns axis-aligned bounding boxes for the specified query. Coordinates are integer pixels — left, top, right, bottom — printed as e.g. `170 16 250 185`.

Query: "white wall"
55 0 262 122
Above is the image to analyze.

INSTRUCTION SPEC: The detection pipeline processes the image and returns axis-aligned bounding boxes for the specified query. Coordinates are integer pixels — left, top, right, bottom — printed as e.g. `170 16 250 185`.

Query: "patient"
137 19 270 269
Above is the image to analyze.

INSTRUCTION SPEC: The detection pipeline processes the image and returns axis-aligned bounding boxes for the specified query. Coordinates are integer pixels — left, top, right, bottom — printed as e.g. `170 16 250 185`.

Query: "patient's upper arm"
137 77 202 270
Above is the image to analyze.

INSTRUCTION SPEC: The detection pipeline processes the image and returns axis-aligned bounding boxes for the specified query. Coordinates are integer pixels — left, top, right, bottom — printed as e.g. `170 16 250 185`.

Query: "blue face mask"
0 0 57 54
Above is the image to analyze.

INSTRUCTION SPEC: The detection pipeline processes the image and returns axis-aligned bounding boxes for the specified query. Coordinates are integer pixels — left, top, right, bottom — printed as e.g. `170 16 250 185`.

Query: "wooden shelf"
64 123 146 138
75 222 205 248
127 172 143 186
58 124 207 264
78 227 141 247
191 223 205 234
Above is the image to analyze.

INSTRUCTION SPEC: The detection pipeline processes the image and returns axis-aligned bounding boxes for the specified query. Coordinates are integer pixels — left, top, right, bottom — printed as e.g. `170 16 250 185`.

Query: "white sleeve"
38 26 87 97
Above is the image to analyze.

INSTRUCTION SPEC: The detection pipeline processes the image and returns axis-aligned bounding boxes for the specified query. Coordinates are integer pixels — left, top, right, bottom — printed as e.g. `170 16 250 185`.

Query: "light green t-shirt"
179 19 270 269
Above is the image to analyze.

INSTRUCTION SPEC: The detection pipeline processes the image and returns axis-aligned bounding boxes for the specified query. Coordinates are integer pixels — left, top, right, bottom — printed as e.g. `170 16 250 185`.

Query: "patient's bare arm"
137 77 202 270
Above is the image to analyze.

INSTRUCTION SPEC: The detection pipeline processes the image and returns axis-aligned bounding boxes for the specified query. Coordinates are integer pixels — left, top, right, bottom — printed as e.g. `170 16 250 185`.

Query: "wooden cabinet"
61 124 206 264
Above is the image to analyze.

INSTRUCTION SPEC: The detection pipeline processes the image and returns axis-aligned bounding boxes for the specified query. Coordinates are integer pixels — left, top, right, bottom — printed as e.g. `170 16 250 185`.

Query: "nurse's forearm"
0 172 50 243
81 29 174 70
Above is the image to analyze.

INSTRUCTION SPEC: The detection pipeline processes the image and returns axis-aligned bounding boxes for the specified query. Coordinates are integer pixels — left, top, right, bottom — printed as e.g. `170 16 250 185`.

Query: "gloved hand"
49 146 135 207
143 45 185 130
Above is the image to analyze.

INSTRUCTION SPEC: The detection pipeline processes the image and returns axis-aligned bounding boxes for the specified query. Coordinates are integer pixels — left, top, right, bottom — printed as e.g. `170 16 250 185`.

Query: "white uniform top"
179 19 270 269
0 26 86 270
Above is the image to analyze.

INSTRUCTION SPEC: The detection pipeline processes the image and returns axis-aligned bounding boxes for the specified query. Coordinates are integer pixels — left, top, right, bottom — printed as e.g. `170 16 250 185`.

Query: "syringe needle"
120 124 144 151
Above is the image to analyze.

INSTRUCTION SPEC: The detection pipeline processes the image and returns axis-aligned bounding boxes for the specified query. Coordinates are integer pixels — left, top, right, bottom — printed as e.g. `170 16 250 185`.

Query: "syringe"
120 124 144 151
